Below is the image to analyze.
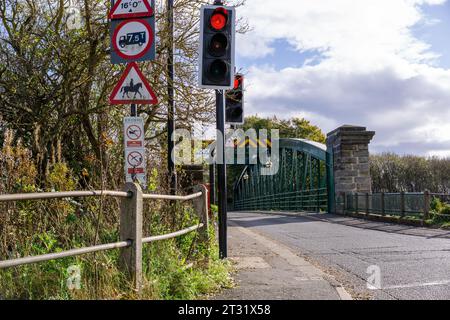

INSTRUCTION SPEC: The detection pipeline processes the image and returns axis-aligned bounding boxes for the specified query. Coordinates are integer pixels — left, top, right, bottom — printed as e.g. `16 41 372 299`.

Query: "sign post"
109 0 157 189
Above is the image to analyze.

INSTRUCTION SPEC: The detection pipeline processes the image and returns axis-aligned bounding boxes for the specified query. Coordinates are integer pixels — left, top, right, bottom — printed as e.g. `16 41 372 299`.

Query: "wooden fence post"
381 192 385 216
365 193 370 216
423 190 430 220
119 183 143 294
193 185 210 244
400 191 405 218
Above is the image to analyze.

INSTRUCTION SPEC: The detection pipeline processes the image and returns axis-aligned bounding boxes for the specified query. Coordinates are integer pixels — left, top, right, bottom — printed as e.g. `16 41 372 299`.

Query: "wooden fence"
0 183 209 293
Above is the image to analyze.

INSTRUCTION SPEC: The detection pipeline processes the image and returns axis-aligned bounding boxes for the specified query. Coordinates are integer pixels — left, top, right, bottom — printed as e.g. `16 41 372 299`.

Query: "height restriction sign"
109 0 154 19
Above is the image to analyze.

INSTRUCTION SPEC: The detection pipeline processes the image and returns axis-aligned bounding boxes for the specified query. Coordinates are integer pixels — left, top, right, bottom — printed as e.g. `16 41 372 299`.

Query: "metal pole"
131 104 137 117
216 90 227 259
167 0 177 195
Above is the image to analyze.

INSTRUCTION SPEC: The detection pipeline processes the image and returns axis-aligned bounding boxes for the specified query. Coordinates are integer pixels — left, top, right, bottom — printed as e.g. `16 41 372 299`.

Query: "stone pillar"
326 125 375 213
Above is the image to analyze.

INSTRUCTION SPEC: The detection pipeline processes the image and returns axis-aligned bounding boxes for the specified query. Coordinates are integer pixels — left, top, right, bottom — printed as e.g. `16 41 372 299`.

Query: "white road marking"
379 280 450 290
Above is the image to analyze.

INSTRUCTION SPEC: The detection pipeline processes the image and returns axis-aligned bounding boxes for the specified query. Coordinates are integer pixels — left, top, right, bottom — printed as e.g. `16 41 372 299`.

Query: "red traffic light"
210 7 228 30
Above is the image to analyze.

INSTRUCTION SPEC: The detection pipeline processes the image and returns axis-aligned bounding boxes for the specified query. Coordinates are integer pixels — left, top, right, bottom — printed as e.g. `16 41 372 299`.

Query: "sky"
234 0 450 157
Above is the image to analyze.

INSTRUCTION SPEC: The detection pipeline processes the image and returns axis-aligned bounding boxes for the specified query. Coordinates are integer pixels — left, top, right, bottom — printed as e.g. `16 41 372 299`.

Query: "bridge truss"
233 139 333 213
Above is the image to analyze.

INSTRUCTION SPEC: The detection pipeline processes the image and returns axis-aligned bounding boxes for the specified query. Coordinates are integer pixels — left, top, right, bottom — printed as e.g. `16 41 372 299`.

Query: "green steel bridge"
233 139 334 213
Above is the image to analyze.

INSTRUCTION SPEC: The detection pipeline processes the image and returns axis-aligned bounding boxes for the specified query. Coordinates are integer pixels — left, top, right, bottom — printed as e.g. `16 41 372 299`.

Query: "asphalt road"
229 211 450 300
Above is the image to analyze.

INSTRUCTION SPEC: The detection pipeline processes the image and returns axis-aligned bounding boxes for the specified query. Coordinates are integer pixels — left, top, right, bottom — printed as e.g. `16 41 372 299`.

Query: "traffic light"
199 5 235 89
226 74 244 125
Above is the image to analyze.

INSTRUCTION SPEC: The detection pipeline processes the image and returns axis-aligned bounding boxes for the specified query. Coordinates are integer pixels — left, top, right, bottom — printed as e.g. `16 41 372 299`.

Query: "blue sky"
237 39 324 70
234 0 450 157
413 1 450 68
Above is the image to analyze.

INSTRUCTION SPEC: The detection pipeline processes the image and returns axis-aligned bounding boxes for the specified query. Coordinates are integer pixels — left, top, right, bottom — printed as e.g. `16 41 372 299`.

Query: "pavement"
214 219 351 300
218 211 450 300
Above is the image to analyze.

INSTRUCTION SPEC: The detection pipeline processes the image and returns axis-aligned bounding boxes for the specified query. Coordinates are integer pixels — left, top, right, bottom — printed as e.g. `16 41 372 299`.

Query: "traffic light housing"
199 5 235 89
226 74 244 125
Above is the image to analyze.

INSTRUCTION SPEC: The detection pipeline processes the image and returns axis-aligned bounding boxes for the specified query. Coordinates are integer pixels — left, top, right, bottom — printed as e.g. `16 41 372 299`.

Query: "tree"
243 115 326 143
370 153 450 193
0 0 247 190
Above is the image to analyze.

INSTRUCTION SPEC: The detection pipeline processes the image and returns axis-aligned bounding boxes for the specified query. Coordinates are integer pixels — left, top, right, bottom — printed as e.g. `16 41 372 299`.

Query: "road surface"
228 211 450 300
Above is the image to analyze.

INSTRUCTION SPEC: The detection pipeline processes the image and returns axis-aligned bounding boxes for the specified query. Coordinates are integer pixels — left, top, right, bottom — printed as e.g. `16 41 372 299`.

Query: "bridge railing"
0 183 209 293
339 191 450 221
234 188 328 212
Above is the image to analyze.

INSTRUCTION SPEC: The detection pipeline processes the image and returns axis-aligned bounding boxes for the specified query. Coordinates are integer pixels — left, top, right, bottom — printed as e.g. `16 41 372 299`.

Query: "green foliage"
47 163 76 191
428 198 450 226
243 116 326 143
431 197 444 213
0 169 232 300
147 168 159 192
142 230 232 300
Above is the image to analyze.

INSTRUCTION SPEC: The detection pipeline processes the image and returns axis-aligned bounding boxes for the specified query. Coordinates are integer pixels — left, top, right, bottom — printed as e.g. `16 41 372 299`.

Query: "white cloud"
236 0 450 156
238 0 445 71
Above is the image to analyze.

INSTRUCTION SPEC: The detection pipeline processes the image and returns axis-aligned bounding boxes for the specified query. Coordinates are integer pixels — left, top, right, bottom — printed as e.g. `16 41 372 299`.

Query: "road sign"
127 150 144 167
110 62 158 105
111 18 154 61
124 117 146 187
125 148 147 186
109 0 154 20
124 117 145 148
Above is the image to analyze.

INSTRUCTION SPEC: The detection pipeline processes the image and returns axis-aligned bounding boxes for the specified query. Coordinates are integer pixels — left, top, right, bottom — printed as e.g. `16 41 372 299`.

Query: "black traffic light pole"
213 0 228 260
167 0 177 194
216 89 227 259
209 147 216 205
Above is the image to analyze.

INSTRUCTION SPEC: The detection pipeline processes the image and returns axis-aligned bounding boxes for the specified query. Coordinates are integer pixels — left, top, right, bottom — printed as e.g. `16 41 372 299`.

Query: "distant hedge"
370 153 450 193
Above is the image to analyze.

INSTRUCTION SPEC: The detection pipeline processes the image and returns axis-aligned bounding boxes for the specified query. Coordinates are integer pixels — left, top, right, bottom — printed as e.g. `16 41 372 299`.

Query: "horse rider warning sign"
110 62 158 105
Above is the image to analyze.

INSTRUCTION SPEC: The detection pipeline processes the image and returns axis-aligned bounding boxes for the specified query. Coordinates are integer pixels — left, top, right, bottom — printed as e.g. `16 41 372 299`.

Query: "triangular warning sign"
109 0 154 19
110 62 158 105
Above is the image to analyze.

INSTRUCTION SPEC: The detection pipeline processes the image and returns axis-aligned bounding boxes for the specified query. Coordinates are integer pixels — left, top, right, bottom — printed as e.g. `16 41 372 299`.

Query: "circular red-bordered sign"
112 19 154 60
126 125 142 141
127 151 144 167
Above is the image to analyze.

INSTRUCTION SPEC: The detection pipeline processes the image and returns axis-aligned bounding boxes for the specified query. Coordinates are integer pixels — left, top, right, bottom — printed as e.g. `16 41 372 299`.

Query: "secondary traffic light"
226 74 244 125
199 5 235 89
